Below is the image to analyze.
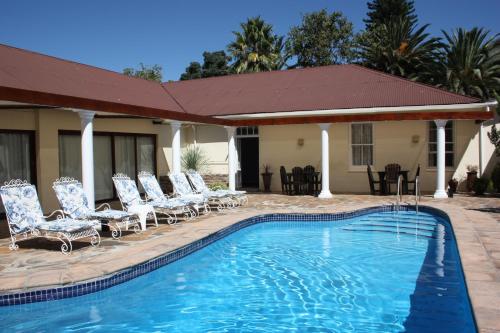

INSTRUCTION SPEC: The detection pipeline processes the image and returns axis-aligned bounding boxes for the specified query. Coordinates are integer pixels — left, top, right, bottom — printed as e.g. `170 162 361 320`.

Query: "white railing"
415 176 421 214
395 175 403 211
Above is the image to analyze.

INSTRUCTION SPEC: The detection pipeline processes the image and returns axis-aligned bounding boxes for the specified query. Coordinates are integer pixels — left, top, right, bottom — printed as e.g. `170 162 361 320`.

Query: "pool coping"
0 202 498 332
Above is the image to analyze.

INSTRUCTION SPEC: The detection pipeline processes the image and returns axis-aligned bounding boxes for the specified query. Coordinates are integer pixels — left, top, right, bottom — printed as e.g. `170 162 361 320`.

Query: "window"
351 123 373 166
428 121 454 168
59 132 156 201
236 126 258 137
0 130 36 214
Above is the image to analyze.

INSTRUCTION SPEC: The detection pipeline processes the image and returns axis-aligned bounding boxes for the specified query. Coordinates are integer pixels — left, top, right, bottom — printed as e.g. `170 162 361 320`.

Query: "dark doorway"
239 137 259 188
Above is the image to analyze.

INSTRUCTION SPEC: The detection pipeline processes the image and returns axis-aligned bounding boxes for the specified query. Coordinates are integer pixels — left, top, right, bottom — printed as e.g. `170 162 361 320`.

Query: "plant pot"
466 171 477 192
448 179 458 194
261 173 273 192
473 177 489 196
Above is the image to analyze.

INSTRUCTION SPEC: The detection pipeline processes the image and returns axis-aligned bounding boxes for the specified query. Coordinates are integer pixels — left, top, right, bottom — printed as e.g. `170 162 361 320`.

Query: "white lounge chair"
168 173 217 213
0 179 100 254
186 170 248 206
53 177 142 238
113 173 192 224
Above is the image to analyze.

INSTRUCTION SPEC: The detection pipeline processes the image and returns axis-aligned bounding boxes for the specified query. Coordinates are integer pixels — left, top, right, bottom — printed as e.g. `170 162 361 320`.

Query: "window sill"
348 166 371 172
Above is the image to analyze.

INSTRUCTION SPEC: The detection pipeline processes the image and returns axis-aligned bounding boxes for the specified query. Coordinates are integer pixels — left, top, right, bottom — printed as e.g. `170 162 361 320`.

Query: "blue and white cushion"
113 177 143 208
0 184 44 233
36 218 100 233
138 173 166 201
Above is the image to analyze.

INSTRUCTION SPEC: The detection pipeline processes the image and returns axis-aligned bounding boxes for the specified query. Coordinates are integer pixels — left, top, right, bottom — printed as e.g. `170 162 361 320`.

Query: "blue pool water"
0 210 475 332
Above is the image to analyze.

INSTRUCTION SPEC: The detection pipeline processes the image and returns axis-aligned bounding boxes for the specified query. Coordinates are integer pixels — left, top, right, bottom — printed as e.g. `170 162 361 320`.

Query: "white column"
225 126 236 191
170 121 182 174
318 123 333 199
434 119 448 199
479 122 484 177
78 110 96 209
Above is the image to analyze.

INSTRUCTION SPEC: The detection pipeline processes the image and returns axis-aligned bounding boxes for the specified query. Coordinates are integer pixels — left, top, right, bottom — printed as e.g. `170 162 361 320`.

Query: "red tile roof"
163 64 479 116
0 43 185 114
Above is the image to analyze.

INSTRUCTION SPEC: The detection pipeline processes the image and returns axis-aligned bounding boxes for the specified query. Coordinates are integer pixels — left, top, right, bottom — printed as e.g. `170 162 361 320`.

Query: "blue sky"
1 0 499 81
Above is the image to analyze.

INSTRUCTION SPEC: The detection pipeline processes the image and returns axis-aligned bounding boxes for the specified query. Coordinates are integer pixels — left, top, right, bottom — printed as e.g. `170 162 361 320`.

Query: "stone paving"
0 193 499 332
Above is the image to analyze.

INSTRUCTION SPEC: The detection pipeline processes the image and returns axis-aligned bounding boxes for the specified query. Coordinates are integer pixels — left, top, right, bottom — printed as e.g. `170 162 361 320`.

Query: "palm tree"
228 17 287 74
440 28 500 101
358 18 443 82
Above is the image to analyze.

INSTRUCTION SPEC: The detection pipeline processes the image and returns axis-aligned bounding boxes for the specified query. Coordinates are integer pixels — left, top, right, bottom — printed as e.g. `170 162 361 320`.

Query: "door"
239 137 259 188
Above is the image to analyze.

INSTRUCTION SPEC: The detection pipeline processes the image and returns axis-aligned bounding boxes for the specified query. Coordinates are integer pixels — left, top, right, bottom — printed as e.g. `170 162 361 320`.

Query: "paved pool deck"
0 193 499 332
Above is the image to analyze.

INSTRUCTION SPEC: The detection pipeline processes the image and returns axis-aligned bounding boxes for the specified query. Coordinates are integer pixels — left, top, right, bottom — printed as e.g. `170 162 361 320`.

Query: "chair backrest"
169 173 195 196
0 180 44 234
385 164 401 182
185 170 208 193
280 166 288 183
415 164 421 179
303 165 315 175
292 167 303 182
52 178 92 219
367 165 376 193
112 174 142 208
138 171 165 201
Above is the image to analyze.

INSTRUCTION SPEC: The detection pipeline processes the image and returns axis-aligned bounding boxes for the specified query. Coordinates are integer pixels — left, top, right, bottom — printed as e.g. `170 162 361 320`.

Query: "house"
0 43 497 212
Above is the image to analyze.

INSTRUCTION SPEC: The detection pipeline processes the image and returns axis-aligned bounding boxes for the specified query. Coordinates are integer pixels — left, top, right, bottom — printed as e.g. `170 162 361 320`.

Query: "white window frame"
427 120 455 170
349 122 375 171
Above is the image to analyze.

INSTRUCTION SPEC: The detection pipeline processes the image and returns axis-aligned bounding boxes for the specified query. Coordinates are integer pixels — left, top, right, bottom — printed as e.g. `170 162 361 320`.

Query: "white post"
479 122 484 177
78 110 96 209
434 119 448 199
170 121 182 174
225 126 236 191
318 123 333 198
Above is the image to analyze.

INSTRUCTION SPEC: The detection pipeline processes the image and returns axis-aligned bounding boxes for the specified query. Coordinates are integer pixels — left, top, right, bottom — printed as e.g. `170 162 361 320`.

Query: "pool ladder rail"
395 175 421 214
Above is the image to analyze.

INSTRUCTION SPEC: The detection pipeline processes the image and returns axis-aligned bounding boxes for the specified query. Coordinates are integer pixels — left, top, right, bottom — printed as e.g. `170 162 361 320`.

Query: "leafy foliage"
208 182 228 191
123 63 162 82
364 0 417 29
180 62 202 81
440 28 500 102
228 16 288 73
181 145 209 172
180 51 231 80
287 9 355 67
357 17 443 81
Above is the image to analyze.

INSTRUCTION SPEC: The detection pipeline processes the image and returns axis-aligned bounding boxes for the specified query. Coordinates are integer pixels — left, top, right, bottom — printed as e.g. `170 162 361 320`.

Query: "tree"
180 62 202 81
201 51 231 77
228 16 287 73
123 63 162 82
440 28 500 102
287 9 354 67
364 0 417 30
357 17 443 81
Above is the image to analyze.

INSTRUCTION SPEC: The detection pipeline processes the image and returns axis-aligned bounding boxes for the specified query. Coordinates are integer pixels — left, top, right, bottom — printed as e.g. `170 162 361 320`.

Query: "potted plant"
448 178 458 197
261 164 273 192
473 177 489 196
466 165 478 192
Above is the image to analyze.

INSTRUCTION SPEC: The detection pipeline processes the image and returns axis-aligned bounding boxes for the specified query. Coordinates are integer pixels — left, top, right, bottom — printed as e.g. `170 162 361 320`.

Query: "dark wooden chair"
292 167 306 195
303 165 314 195
367 165 382 195
280 166 292 195
385 163 401 194
406 164 420 195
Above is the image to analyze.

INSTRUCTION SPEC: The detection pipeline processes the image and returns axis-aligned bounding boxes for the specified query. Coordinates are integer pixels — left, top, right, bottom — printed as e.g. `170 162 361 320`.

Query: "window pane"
137 137 154 173
115 136 136 178
363 146 373 165
445 143 454 152
94 136 113 200
429 152 437 167
0 133 33 213
351 124 362 144
429 143 437 152
362 124 372 144
254 127 258 135
445 153 454 167
59 134 82 180
352 146 362 165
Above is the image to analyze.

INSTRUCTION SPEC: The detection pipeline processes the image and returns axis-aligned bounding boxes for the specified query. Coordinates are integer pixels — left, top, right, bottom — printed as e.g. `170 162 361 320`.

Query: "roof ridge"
0 43 163 87
160 84 188 114
349 64 480 102
163 63 349 85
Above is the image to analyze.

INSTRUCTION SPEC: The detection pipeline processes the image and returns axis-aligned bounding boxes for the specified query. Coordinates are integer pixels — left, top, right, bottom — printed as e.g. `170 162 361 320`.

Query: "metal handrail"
415 176 421 214
395 175 403 210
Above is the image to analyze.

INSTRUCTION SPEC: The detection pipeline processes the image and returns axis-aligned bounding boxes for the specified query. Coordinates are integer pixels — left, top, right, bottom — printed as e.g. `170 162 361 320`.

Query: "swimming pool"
0 209 475 332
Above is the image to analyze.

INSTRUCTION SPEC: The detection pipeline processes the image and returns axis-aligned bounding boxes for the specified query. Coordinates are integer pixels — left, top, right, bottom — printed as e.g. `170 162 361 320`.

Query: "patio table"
377 170 409 195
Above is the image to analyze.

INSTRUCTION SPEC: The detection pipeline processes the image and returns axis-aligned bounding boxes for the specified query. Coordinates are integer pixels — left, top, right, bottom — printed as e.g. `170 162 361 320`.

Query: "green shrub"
473 177 489 195
491 163 500 192
208 182 228 191
181 145 209 172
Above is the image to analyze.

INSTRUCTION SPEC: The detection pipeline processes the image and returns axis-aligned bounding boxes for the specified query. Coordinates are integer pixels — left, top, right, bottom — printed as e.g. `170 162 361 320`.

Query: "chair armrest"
44 209 65 220
95 203 111 211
